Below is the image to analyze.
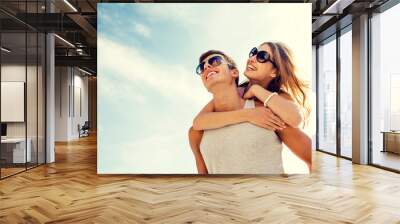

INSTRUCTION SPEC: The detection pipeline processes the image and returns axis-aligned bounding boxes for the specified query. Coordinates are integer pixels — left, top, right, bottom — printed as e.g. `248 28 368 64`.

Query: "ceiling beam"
67 13 97 44
55 55 96 72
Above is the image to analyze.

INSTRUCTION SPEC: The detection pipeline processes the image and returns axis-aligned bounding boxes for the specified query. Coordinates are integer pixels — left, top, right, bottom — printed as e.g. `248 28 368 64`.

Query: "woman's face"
244 44 277 85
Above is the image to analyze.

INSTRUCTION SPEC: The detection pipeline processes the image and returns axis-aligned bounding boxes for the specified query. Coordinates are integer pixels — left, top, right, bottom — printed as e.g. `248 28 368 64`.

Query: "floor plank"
1 134 400 223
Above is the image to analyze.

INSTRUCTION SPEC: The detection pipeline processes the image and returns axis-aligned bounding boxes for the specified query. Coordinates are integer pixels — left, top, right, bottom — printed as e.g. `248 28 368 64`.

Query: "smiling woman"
97 3 312 174
190 42 311 174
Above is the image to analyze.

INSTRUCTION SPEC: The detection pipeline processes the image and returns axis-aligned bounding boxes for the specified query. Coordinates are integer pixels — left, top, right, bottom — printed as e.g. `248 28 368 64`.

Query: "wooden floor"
372 150 400 171
1 163 44 178
0 167 26 178
1 135 400 223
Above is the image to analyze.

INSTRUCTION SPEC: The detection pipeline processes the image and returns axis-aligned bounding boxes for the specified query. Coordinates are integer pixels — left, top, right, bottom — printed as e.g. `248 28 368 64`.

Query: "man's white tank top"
200 99 284 174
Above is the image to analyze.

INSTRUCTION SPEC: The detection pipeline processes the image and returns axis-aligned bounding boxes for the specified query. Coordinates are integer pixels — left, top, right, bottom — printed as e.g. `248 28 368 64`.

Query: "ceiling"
0 0 394 74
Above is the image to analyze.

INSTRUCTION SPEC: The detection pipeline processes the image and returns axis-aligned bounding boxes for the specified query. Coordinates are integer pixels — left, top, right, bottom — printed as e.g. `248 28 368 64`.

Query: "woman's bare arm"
192 100 249 130
193 99 285 131
244 84 303 127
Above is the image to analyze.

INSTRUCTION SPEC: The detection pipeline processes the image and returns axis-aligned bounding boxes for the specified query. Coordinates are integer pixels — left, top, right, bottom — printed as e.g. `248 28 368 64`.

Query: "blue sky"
97 3 312 174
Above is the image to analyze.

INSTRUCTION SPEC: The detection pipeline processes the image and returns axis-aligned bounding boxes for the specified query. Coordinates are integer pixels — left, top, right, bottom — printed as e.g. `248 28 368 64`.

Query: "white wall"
1 63 46 164
1 82 25 122
55 67 89 141
55 66 70 141
1 65 39 138
1 65 27 143
72 73 89 138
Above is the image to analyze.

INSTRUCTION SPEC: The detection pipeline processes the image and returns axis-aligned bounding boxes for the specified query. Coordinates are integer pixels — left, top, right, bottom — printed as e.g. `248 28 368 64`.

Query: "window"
317 36 337 154
339 28 352 158
0 1 46 179
371 3 400 171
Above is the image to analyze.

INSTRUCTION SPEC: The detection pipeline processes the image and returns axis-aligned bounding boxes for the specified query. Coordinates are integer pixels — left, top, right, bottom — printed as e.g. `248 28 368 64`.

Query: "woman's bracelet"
263 92 277 107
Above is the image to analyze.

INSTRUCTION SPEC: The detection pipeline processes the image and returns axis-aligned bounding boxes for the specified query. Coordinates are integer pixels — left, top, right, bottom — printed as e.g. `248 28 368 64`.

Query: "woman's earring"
271 73 276 78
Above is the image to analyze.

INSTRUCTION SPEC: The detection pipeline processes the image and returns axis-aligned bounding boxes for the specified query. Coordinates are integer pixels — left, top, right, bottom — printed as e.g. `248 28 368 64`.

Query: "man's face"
199 54 237 92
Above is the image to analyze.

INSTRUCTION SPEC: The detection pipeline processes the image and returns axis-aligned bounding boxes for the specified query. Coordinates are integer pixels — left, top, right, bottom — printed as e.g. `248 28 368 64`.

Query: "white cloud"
134 4 202 26
98 36 210 110
135 4 311 82
134 23 151 38
99 132 196 174
99 73 146 104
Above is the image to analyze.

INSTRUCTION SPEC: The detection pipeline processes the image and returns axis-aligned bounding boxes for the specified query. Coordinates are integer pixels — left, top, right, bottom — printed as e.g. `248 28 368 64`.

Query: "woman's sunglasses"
196 55 224 75
249 47 277 68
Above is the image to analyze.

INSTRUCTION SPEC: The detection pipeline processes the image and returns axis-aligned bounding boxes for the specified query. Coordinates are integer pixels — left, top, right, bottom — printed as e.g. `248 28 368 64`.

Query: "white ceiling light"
323 0 355 15
78 67 93 76
54 34 75 48
1 47 11 53
63 0 78 12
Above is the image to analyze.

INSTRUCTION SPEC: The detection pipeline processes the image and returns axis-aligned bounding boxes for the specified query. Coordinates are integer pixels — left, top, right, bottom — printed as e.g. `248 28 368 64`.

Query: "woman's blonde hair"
261 42 311 123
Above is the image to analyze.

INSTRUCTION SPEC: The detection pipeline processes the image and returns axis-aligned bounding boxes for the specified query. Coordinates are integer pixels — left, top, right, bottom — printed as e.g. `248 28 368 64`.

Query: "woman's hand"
245 107 286 131
243 84 260 99
243 84 303 127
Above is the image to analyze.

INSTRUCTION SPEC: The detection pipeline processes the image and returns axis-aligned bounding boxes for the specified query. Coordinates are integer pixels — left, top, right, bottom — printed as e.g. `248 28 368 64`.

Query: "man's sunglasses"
249 47 277 68
196 55 225 75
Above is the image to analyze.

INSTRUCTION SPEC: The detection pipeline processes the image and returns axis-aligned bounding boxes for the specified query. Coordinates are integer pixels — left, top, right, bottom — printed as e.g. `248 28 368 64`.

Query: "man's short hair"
199 50 239 86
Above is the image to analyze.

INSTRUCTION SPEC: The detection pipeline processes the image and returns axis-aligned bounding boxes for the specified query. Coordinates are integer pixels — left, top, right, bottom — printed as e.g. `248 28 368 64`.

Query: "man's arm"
276 127 312 172
188 127 208 174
